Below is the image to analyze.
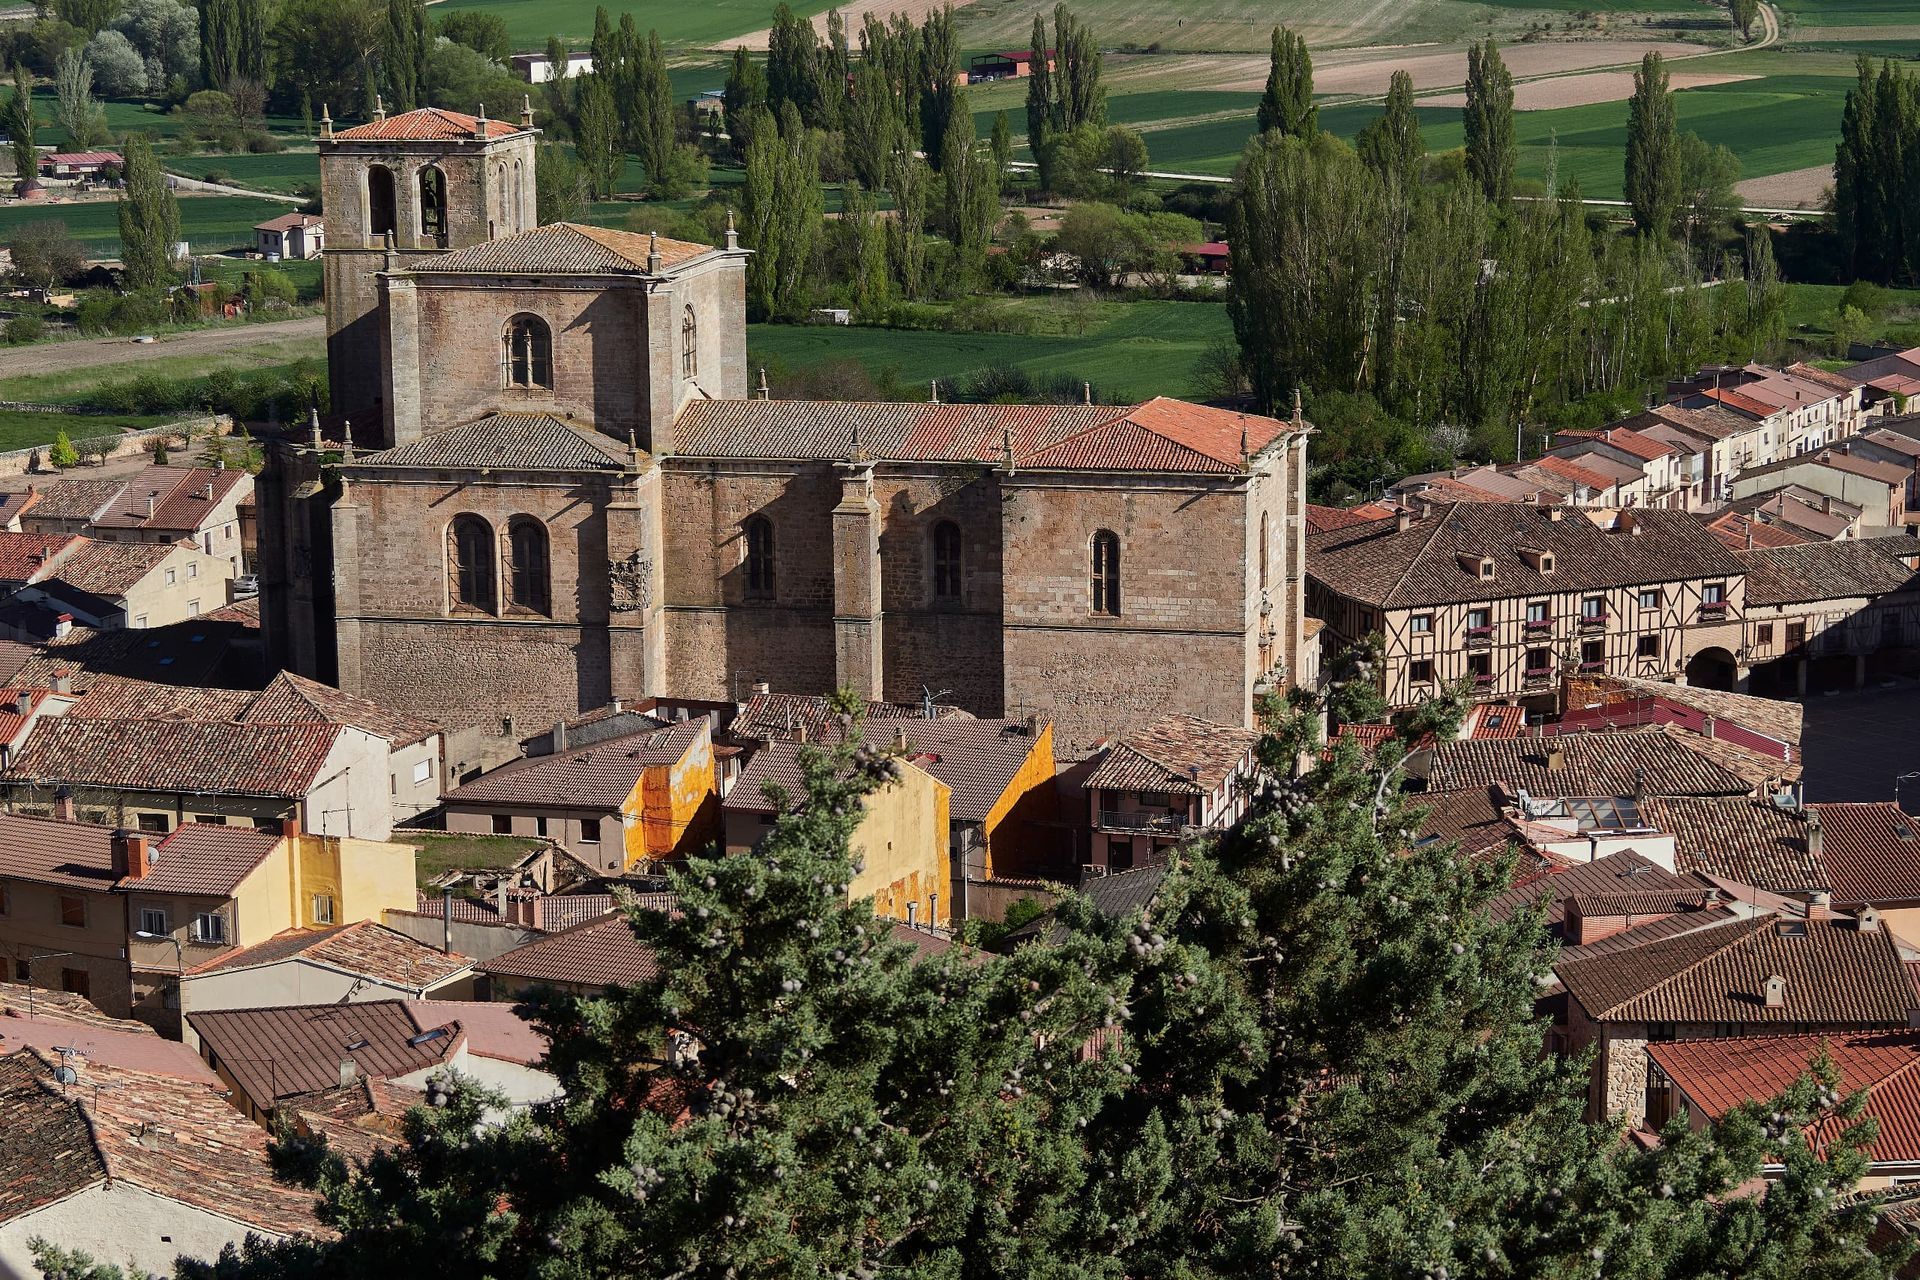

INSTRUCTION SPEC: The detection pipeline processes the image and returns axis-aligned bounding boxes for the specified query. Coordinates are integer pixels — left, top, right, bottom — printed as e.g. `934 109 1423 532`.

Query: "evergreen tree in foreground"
1463 37 1515 204
117 133 181 292
1257 24 1315 139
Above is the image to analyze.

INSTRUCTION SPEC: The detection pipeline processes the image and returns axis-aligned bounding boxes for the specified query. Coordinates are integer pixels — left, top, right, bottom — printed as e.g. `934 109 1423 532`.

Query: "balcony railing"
1578 613 1609 629
1524 619 1553 633
1579 660 1605 672
1465 626 1494 647
1471 673 1495 687
1698 600 1729 618
1098 809 1189 835
1523 666 1554 680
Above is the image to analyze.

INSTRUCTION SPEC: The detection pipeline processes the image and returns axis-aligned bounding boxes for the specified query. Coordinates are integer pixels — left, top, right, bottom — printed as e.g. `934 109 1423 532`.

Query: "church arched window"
449 515 496 612
931 520 962 601
368 165 397 241
1090 529 1121 617
513 159 525 232
505 315 553 389
681 305 698 380
507 518 550 615
744 516 775 600
418 166 447 246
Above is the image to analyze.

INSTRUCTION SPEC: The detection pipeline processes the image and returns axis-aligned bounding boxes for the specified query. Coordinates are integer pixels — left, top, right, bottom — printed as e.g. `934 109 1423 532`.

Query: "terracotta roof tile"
352 412 630 471
1427 730 1758 798
1637 797 1823 894
0 531 78 585
729 693 971 743
81 465 247 534
333 106 524 140
1305 504 1378 534
186 1001 464 1106
445 721 705 810
1487 850 1705 933
1702 510 1806 551
1814 802 1920 907
6 719 342 798
242 671 439 747
1086 712 1258 796
870 718 1047 823
192 922 472 991
50 538 183 598
1411 786 1517 861
1735 541 1920 606
124 823 282 896
0 981 153 1032
1531 454 1622 491
21 478 123 522
1556 427 1677 462
0 810 119 890
254 212 324 233
413 222 709 275
477 913 659 989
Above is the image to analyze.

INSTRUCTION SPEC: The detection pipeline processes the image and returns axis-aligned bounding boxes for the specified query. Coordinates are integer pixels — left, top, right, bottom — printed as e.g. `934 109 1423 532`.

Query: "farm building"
511 51 593 82
966 50 1055 83
254 212 325 261
40 151 119 179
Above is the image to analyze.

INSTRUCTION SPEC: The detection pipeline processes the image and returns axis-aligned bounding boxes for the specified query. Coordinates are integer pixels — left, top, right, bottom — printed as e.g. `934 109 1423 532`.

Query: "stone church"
256 105 1312 772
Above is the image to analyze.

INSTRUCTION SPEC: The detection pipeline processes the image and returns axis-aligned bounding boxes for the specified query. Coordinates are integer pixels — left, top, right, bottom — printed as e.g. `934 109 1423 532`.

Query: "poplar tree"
990 109 1013 188
1023 11 1051 163
919 2 958 165
53 48 106 149
842 179 891 317
117 133 181 291
888 152 929 300
1256 25 1315 138
1730 0 1759 40
637 30 676 194
845 54 901 191
1463 38 1515 204
4 65 35 182
1625 51 1681 237
199 0 238 92
743 104 822 319
1356 68 1422 188
574 73 622 200
722 47 767 162
1052 3 1103 133
940 94 999 287
384 0 428 112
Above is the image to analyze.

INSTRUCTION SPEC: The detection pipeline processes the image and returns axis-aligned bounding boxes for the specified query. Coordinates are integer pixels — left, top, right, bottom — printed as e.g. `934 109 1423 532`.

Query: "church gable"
334 106 526 142
352 413 631 471
413 223 714 277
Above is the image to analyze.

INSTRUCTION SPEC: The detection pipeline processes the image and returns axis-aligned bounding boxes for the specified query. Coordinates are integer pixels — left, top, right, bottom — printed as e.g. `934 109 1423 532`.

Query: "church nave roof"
413 222 714 276
352 413 632 471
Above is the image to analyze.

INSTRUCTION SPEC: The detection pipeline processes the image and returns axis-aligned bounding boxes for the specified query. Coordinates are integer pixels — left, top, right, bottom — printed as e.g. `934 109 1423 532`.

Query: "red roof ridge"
1581 915 1762 1019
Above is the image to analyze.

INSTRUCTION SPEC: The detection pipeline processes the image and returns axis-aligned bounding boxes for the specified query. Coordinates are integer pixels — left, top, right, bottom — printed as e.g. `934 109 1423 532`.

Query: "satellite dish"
52 1065 77 1085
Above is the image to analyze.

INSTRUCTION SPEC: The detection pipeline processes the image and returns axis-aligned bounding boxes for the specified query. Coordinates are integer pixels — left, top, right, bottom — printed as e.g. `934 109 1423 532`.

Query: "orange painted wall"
626 723 720 871
979 721 1059 879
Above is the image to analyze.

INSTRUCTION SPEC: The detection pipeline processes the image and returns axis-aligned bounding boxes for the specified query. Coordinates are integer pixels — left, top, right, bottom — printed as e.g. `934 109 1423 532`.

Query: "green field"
0 336 324 405
0 195 292 255
175 150 319 195
429 0 838 47
747 299 1232 402
0 410 175 452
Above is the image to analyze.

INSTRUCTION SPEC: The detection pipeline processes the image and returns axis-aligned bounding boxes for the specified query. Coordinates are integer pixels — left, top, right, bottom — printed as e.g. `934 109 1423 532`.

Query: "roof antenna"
646 231 662 274
725 209 739 251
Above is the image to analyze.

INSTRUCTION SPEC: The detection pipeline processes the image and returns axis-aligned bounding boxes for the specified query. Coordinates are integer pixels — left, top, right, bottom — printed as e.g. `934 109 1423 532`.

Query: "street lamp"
133 930 184 972
23 950 77 1018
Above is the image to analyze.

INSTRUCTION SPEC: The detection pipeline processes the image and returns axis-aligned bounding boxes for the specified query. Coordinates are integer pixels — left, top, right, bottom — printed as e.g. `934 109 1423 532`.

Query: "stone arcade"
256 106 1312 771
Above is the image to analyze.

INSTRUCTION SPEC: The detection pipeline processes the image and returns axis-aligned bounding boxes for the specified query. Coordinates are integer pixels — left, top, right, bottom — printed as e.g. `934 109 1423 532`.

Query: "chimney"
441 887 454 953
338 1056 359 1089
751 679 770 697
51 614 71 640
893 726 907 751
12 690 30 715
552 719 568 753
1763 974 1786 1009
1858 905 1884 933
1807 810 1824 863
145 496 154 518
1545 745 1566 773
1025 712 1041 737
280 816 299 841
50 670 71 695
795 723 808 744
1395 510 1414 533
1548 507 1564 522
53 786 74 822
1806 887 1832 920
111 830 151 880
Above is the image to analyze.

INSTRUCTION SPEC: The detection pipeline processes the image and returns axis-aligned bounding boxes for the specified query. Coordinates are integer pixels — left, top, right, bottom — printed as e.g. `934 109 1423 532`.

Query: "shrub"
3 314 44 345
48 431 79 468
244 131 283 154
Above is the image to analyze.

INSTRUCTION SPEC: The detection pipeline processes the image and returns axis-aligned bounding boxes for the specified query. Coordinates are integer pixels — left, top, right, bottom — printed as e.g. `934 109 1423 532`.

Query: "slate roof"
1306 503 1744 609
186 1001 465 1106
5 718 343 798
333 106 523 140
50 538 183 597
1426 729 1760 799
0 1046 324 1237
672 396 1300 473
477 913 660 989
190 922 472 991
1637 797 1824 894
1085 713 1259 796
413 222 710 275
0 810 119 890
353 412 632 471
1648 1030 1920 1164
1735 541 1920 606
123 823 282 897
444 721 705 810
0 531 77 584
243 671 439 747
1556 915 1915 1025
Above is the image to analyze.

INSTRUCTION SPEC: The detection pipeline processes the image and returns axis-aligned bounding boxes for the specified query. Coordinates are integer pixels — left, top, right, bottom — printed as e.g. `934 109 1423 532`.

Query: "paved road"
1798 680 1920 809
0 314 324 380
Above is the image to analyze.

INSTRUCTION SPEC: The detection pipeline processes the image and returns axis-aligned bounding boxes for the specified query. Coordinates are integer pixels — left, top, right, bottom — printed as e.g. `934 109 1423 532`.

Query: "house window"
412 759 432 785
1090 530 1121 616
1466 607 1491 632
133 614 147 628
1581 639 1604 668
744 516 776 600
1637 634 1659 658
491 814 513 835
139 907 167 935
311 894 334 925
1703 581 1726 605
1466 653 1491 683
1756 623 1773 644
192 814 223 826
1581 596 1606 620
931 521 962 601
450 515 496 612
1409 659 1434 684
1526 601 1549 624
535 816 549 837
187 599 200 616
1525 647 1552 675
59 895 84 928
1638 589 1661 610
507 518 551 614
504 314 554 389
186 563 198 580
419 165 447 244
1409 613 1432 634
581 817 601 843
682 305 698 379
191 912 226 944
1787 621 1807 648
137 813 169 834
367 164 396 239
165 568 177 586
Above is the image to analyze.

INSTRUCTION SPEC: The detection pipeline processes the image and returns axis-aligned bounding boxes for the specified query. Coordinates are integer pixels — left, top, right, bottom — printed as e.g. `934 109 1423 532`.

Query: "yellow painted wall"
629 724 720 871
232 835 418 939
852 759 951 929
232 843 292 947
978 722 1057 880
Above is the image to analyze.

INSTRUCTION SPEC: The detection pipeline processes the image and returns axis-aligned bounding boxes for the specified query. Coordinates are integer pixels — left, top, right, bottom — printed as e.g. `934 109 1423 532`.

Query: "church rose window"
508 518 551 615
450 515 496 612
1091 529 1121 616
745 516 775 599
505 315 553 389
932 521 962 600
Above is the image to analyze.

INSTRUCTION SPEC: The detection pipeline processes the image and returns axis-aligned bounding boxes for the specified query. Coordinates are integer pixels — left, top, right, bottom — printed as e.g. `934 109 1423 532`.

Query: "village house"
21 464 252 575
1734 539 1920 696
1673 362 1866 461
1729 447 1915 534
1079 712 1261 875
1547 426 1698 510
9 537 235 631
253 211 325 260
441 719 717 875
478 911 658 1001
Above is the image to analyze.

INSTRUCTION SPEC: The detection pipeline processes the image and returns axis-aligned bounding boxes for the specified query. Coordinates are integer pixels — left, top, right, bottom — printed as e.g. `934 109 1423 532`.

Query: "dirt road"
0 315 325 381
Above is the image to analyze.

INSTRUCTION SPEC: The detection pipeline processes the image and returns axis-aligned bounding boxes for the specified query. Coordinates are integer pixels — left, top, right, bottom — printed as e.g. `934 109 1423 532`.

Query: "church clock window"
1090 529 1121 616
931 521 962 601
505 315 553 390
418 166 447 246
450 515 496 612
744 516 776 600
682 305 698 380
367 165 397 242
507 518 551 615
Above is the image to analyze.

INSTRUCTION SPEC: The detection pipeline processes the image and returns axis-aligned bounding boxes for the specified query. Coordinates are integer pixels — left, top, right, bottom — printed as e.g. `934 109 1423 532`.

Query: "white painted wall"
394 1046 560 1108
0 1181 290 1280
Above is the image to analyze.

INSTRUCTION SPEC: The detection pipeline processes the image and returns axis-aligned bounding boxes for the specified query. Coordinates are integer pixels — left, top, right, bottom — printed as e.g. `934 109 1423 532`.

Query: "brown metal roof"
412 222 710 275
186 1001 465 1105
444 721 706 811
352 412 631 471
477 913 660 989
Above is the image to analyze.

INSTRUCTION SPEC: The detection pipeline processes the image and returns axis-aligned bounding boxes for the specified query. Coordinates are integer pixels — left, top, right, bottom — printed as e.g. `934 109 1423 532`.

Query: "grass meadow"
0 195 292 255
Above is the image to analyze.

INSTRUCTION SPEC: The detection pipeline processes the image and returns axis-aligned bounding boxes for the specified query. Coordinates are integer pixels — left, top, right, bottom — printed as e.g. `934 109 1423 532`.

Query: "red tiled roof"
409 1000 546 1065
254 212 323 233
125 823 282 896
6 718 343 798
444 721 705 811
1699 386 1777 417
1557 427 1676 462
1816 802 1920 907
1648 1030 1920 1164
1736 540 1920 607
352 412 630 471
477 913 659 989
1305 504 1379 534
1532 456 1618 493
730 693 971 743
186 1001 465 1105
242 671 439 748
333 106 523 140
0 981 152 1032
50 538 183 598
190 921 471 990
1085 712 1259 796
0 810 119 890
1426 729 1760 798
0 531 77 584
1701 510 1806 552
0 1013 216 1083
83 465 248 534
867 717 1048 823
1636 797 1825 895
